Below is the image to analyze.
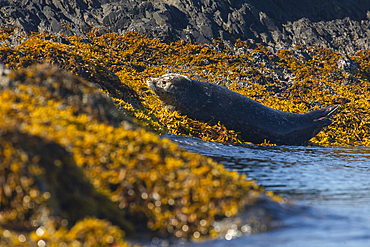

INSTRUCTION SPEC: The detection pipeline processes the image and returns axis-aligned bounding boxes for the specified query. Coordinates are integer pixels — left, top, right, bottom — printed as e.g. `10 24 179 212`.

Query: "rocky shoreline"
2 0 370 54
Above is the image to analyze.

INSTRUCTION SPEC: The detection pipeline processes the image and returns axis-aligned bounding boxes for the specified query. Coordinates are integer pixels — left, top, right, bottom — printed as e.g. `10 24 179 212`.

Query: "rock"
337 55 359 73
2 0 370 53
0 63 11 88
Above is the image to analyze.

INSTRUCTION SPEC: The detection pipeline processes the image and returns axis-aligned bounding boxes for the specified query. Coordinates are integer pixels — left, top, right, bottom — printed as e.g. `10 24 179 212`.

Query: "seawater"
164 134 370 247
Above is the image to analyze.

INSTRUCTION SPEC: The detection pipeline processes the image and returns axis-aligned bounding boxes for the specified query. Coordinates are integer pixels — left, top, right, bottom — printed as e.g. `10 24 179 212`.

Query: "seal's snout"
146 78 156 91
146 78 153 86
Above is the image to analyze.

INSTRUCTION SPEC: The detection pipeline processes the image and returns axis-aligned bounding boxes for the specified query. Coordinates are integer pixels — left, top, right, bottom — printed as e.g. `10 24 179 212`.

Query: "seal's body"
147 74 339 145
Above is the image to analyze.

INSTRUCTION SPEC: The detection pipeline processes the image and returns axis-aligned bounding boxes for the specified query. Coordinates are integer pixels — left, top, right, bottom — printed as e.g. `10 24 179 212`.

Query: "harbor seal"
147 74 339 145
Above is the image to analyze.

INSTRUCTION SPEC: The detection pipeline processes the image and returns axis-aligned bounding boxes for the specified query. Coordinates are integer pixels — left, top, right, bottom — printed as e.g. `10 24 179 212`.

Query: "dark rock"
2 0 370 53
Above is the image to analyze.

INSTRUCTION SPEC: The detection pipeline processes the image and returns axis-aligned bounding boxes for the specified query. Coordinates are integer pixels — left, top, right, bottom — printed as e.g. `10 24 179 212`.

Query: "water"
163 134 370 247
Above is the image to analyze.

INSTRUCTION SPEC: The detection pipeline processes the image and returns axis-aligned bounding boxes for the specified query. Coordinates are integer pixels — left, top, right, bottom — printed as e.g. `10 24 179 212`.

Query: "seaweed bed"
0 25 369 246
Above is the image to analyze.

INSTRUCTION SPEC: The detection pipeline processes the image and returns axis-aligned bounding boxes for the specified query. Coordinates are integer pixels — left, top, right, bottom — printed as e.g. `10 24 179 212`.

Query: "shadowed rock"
1 0 370 53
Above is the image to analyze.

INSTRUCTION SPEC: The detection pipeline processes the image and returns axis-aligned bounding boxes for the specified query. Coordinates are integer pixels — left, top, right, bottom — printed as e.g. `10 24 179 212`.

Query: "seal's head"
147 74 191 110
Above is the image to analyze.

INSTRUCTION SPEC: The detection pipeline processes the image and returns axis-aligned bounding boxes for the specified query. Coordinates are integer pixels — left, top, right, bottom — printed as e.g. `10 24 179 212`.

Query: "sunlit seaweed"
1 26 369 146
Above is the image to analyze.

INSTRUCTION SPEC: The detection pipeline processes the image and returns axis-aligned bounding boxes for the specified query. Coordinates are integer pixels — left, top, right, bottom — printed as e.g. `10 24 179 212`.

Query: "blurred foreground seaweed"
0 63 282 245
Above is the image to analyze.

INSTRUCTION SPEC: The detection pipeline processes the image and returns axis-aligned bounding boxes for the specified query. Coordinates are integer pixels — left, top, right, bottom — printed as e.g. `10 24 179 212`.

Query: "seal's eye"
161 80 166 86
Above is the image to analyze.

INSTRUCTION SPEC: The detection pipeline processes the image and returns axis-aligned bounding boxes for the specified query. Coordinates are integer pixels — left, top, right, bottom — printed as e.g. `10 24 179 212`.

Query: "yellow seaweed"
1 26 368 146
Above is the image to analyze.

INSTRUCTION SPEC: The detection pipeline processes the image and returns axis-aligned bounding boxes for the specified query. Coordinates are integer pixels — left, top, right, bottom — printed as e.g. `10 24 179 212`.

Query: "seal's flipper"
311 118 332 137
309 105 339 137
308 105 340 121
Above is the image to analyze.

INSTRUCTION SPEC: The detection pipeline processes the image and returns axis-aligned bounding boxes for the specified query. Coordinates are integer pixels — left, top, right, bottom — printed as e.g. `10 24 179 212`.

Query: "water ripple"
163 134 370 247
